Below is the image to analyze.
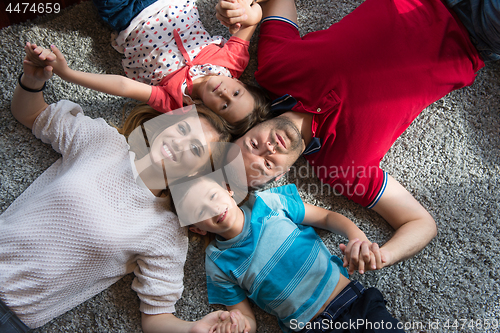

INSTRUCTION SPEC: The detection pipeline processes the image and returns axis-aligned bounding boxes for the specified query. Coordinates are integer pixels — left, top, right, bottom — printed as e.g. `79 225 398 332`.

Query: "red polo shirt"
255 0 483 207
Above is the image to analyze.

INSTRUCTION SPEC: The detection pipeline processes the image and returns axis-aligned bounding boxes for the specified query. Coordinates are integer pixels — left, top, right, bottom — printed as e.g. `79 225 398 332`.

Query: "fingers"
216 0 248 26
219 310 230 322
342 239 378 274
24 42 57 68
49 44 63 60
358 241 372 274
371 243 384 270
348 240 361 274
341 238 358 271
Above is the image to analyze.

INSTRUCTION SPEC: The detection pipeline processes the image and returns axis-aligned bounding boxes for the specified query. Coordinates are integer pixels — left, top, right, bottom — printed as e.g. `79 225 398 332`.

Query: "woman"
0 47 242 333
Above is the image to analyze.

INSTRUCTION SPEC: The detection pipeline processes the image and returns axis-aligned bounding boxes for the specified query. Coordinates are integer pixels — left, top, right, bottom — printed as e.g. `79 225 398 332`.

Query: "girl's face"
149 116 219 180
200 76 255 124
180 178 239 236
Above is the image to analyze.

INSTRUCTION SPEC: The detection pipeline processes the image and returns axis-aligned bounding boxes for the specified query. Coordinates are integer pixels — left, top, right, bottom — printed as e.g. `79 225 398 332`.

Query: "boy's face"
200 76 255 124
180 178 239 235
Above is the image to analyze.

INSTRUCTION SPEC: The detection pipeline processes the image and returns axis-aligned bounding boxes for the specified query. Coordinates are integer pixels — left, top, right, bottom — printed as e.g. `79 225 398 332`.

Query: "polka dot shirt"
113 0 231 86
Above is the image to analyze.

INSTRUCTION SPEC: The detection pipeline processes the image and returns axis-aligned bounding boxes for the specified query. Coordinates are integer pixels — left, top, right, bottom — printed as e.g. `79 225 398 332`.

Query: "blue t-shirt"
205 184 348 332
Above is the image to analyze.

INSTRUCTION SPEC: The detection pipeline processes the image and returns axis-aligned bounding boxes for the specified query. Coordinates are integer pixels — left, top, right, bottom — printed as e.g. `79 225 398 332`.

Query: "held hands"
24 42 69 77
208 310 251 333
216 0 262 34
340 239 389 274
193 310 250 333
23 42 54 84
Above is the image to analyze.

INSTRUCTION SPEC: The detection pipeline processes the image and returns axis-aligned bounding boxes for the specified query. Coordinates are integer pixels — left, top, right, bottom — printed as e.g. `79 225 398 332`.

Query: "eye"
251 140 257 149
190 142 202 157
264 160 272 170
178 123 188 135
233 90 240 97
210 192 217 200
222 103 228 110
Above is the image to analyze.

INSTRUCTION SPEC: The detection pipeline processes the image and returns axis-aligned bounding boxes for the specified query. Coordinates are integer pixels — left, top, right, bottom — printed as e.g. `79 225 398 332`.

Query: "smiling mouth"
217 208 228 223
162 143 177 162
212 82 222 93
276 133 286 149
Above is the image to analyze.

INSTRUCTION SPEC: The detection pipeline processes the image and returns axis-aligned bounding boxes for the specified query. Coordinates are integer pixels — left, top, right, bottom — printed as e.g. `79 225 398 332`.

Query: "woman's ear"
189 226 207 235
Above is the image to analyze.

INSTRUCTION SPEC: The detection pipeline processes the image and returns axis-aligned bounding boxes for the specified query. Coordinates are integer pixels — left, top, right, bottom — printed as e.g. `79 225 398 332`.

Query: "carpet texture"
0 0 499 332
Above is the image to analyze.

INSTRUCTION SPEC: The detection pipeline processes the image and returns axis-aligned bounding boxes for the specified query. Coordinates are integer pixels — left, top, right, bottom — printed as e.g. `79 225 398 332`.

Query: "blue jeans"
445 0 500 61
301 281 404 333
0 299 30 333
92 0 158 31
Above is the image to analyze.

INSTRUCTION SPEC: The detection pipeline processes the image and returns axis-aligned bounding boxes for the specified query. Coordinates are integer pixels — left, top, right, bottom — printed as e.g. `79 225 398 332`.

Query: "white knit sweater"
0 100 188 328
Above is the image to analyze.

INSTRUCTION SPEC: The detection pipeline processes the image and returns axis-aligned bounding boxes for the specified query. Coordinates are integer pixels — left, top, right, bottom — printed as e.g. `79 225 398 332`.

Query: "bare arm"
231 0 262 41
142 311 238 333
216 0 295 34
303 203 382 274
226 299 257 333
11 44 52 129
302 203 368 241
27 43 152 102
371 174 437 267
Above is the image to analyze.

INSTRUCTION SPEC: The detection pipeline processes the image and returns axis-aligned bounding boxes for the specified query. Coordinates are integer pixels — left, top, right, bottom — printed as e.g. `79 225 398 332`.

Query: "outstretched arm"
216 0 295 34
26 43 152 102
369 174 437 267
303 203 381 274
303 203 368 241
229 0 262 41
142 311 248 333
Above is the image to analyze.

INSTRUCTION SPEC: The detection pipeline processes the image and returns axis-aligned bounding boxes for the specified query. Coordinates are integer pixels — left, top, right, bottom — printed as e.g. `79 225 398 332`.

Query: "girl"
0 48 241 333
29 0 269 135
171 175 403 333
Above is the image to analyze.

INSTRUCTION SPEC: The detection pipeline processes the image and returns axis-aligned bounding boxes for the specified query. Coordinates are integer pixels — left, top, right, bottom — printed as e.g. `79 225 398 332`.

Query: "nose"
266 141 276 154
171 138 186 152
209 205 221 219
219 88 230 99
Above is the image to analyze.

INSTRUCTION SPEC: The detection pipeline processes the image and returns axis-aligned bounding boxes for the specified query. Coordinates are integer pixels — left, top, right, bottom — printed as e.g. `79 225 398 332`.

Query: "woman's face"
149 116 219 180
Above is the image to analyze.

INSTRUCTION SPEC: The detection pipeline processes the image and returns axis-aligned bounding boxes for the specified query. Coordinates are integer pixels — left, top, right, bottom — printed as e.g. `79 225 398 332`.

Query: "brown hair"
225 83 271 138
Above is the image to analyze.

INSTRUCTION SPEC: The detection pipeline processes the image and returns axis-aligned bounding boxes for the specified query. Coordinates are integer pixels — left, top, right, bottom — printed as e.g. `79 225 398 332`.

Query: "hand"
22 43 53 86
26 43 68 77
239 0 262 29
340 239 387 274
191 311 228 333
229 310 251 333
216 0 247 34
207 310 251 333
25 42 57 68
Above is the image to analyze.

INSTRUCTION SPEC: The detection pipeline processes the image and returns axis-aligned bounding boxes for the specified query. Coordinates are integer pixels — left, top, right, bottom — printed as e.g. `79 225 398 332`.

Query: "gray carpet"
1 0 499 332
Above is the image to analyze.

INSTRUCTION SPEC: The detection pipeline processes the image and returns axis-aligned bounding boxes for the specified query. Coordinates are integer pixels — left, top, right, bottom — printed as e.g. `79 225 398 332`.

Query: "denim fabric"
92 0 158 31
0 299 30 333
445 0 500 61
300 281 404 333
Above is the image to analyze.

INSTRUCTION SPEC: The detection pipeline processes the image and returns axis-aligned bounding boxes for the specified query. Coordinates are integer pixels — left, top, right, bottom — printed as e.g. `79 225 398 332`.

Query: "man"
217 0 496 273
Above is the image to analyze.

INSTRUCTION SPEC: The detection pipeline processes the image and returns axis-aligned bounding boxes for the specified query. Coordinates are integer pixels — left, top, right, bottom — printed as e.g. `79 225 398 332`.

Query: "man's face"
235 116 304 187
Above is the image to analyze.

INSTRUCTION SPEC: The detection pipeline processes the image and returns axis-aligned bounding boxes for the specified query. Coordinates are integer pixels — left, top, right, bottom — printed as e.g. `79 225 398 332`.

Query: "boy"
172 175 403 333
